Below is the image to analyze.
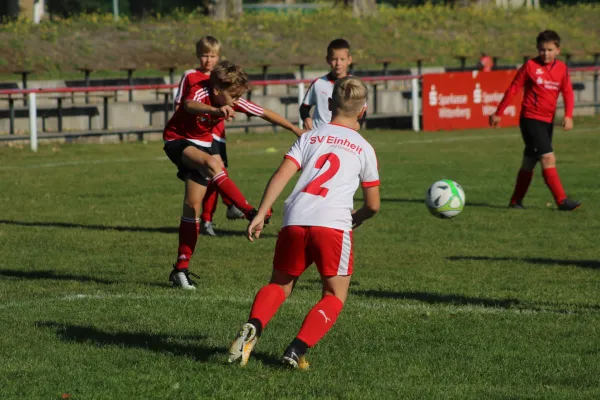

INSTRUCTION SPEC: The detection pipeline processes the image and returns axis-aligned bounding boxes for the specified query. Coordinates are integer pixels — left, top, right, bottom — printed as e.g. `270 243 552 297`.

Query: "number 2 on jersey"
302 153 340 198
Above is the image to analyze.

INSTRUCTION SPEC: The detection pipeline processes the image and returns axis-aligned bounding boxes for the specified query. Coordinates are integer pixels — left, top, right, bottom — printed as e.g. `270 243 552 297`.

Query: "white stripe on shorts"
337 231 352 275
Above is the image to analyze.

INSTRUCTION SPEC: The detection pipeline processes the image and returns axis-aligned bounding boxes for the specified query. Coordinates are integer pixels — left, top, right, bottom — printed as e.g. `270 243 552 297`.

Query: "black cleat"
558 198 581 211
508 202 525 209
282 345 310 370
246 208 273 225
169 265 199 290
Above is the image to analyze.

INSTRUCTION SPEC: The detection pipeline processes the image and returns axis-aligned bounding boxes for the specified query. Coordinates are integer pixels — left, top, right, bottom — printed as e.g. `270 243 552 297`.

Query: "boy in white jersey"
228 77 380 369
299 38 353 129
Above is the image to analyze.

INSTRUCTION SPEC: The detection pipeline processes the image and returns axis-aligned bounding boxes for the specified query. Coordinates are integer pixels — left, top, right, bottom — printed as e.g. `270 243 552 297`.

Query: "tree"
210 0 243 20
353 0 377 17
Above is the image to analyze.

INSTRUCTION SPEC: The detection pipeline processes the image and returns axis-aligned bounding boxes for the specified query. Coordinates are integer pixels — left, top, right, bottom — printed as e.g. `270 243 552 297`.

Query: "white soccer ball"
425 180 465 219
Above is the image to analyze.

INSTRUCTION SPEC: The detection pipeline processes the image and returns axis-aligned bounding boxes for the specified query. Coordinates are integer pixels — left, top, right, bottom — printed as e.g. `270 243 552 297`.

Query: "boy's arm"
352 186 380 229
299 104 313 130
174 73 190 109
184 100 235 120
490 64 527 126
261 107 305 137
247 158 299 241
561 69 574 130
235 98 304 136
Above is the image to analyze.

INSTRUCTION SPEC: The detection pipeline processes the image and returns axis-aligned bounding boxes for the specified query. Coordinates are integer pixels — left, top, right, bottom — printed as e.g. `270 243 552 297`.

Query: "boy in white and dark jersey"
299 38 353 129
229 76 380 369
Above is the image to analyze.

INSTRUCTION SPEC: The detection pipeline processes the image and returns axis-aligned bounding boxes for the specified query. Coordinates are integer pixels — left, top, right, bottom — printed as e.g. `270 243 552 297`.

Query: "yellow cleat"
228 323 258 366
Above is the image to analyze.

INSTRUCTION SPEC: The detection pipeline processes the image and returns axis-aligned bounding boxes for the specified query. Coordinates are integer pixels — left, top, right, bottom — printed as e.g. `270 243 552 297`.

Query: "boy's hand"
292 126 307 137
351 211 364 230
247 216 265 242
303 118 314 130
562 117 573 131
218 106 236 121
489 114 501 127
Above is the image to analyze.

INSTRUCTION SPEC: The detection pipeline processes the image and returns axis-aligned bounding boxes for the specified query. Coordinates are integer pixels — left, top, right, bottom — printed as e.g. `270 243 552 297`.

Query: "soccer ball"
425 180 465 219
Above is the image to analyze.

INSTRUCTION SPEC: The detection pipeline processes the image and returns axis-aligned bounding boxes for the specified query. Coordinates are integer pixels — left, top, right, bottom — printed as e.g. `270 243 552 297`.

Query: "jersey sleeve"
302 80 318 107
561 68 574 118
360 145 380 188
184 84 209 103
284 135 306 170
235 98 264 117
174 73 191 106
495 63 528 116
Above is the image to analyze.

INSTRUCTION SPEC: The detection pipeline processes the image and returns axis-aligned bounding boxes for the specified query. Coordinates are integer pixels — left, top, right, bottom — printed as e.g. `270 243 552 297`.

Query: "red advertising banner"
422 70 523 131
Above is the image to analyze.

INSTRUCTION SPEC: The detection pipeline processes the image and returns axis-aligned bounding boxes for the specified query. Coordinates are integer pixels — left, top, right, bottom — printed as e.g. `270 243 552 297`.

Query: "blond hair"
196 36 221 56
210 61 249 96
331 76 368 116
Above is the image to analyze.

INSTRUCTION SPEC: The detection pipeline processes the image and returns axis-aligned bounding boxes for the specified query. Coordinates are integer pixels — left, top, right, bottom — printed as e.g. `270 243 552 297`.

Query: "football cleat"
558 198 581 211
200 220 217 237
282 346 310 370
226 205 246 220
169 266 199 290
246 208 273 225
508 201 525 209
228 322 259 366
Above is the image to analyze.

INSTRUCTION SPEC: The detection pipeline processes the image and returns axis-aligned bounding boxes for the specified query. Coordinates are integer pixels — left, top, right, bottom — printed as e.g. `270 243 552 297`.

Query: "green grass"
1 124 600 399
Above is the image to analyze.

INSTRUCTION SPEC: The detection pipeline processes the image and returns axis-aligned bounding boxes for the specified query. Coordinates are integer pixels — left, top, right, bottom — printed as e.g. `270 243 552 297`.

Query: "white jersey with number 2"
283 123 380 231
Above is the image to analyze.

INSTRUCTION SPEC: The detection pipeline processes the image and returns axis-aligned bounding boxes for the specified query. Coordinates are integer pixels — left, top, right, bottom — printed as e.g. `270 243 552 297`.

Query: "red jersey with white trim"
283 123 379 230
495 57 574 123
163 81 264 146
174 69 210 107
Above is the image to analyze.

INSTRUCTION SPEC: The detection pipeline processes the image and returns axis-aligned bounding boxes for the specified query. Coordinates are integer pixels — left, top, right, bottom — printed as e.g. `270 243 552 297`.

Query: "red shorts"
273 226 354 277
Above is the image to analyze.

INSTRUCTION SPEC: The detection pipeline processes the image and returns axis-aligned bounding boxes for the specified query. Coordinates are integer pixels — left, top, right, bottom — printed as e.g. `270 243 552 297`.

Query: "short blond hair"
196 36 221 56
210 61 249 96
331 76 368 116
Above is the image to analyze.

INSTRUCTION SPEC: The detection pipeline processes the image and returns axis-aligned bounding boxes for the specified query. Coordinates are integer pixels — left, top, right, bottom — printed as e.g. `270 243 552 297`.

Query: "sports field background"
1 121 599 399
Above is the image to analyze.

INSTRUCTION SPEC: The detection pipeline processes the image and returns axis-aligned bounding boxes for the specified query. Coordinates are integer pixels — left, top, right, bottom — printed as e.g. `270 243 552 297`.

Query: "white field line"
1 126 597 170
0 292 594 316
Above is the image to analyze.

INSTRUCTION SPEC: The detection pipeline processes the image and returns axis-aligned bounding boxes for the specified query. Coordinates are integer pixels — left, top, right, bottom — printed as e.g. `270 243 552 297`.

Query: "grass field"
1 124 600 399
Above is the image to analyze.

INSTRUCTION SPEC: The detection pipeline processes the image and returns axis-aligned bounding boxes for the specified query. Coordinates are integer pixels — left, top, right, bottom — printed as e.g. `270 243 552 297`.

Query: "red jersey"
163 81 265 146
495 58 574 123
174 69 210 107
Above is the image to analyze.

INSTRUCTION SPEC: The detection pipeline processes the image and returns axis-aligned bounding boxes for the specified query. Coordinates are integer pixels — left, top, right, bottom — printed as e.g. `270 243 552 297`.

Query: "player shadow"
353 198 507 209
354 289 521 309
447 256 600 270
0 269 168 288
211 228 278 239
0 219 278 239
0 219 177 234
354 289 600 313
36 321 226 362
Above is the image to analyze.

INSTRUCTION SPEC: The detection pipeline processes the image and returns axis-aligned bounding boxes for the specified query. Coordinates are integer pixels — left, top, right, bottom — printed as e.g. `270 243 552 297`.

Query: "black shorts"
519 117 554 159
213 139 228 168
163 139 215 186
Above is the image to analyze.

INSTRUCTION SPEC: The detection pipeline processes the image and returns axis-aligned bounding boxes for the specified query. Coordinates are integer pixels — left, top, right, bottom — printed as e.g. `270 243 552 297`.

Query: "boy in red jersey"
228 76 380 369
175 36 247 237
490 30 580 211
164 61 304 289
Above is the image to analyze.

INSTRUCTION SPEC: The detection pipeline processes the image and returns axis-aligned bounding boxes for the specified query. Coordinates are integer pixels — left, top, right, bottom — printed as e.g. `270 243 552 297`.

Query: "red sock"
249 284 286 329
510 168 533 205
296 295 344 348
543 167 567 205
212 171 253 214
222 195 233 208
175 217 199 270
201 181 219 222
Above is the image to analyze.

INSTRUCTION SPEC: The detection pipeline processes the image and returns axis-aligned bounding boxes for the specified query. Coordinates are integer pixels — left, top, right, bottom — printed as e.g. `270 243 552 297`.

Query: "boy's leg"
182 147 255 217
283 227 353 369
229 226 307 366
170 178 206 290
509 156 536 207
